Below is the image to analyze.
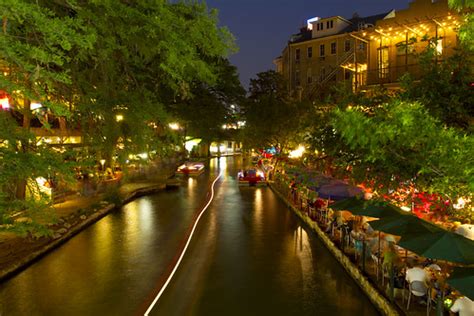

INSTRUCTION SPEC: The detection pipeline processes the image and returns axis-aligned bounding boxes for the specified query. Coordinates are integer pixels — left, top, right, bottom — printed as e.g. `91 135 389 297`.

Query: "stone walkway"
0 163 178 281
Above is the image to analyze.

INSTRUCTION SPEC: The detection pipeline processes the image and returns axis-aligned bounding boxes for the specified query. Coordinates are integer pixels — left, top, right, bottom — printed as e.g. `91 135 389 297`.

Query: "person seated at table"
450 295 474 316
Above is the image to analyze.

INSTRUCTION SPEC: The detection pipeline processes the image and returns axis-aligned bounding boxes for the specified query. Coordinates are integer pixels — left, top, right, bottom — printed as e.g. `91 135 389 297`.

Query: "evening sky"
206 0 413 89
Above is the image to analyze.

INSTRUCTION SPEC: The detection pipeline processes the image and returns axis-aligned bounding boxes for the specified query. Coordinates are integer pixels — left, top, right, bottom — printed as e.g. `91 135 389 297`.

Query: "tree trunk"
16 99 31 199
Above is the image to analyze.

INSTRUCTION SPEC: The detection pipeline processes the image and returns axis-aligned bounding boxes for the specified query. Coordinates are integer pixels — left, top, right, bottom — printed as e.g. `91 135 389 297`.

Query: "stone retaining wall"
270 183 401 316
0 184 167 282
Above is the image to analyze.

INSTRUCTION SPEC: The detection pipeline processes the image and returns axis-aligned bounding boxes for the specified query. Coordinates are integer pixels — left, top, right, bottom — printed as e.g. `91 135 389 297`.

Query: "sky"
206 0 413 89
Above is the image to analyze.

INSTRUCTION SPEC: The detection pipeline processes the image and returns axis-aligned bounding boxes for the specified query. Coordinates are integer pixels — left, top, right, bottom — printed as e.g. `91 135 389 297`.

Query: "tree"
67 1 236 168
242 70 311 153
171 59 245 155
332 100 473 210
0 0 236 234
398 43 474 131
0 0 93 234
449 0 474 51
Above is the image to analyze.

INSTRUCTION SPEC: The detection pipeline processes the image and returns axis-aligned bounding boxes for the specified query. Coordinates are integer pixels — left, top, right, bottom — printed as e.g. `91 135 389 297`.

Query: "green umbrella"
329 197 403 218
447 267 474 300
398 231 474 264
369 214 443 236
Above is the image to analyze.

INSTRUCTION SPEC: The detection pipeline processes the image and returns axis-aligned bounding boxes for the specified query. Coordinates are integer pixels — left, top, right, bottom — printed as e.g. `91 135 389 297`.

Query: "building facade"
275 0 462 99
359 0 461 90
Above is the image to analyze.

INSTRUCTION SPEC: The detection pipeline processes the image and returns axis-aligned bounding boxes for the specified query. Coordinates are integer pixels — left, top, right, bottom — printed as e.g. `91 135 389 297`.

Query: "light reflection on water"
0 156 378 316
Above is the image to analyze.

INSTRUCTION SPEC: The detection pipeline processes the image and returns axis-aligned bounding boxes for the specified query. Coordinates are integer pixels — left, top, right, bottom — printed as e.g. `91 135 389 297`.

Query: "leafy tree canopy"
332 100 473 200
242 70 311 152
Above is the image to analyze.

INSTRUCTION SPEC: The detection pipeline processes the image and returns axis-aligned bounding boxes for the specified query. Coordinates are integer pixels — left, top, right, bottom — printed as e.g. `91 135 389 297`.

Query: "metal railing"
364 64 423 86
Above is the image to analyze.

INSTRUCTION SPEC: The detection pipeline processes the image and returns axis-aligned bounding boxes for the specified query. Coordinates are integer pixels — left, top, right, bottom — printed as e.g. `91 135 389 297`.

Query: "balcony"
364 64 423 87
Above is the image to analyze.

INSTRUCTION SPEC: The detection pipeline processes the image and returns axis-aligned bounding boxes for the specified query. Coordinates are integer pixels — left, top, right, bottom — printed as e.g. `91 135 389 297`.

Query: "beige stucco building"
275 0 463 99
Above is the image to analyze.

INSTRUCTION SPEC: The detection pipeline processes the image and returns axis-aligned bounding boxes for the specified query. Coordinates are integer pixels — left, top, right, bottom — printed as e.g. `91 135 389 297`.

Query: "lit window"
436 38 443 55
377 47 389 79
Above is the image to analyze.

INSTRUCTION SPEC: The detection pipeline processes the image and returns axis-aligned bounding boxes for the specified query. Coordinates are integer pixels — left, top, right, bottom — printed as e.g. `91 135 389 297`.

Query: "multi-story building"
357 0 461 90
275 0 462 99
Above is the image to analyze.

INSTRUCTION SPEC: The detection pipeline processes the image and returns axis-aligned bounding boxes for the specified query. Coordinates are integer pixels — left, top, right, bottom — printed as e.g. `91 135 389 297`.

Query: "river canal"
0 157 379 316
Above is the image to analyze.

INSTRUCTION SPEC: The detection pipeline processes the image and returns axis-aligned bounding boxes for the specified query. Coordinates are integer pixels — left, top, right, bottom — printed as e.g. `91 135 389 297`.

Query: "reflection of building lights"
115 114 124 122
169 123 180 130
99 159 106 168
138 153 148 159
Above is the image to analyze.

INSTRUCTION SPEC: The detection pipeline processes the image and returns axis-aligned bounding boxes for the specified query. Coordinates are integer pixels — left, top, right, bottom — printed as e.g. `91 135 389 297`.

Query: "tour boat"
176 162 205 176
238 168 267 186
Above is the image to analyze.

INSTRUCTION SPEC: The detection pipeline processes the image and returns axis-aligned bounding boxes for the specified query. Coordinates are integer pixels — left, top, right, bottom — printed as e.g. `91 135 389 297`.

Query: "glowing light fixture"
0 97 9 110
306 17 320 30
169 123 180 130
30 102 42 111
115 114 124 122
138 153 148 159
289 145 305 159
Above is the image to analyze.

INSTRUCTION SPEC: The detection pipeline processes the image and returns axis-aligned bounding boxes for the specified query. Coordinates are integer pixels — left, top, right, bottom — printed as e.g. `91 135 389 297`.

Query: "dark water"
0 157 379 316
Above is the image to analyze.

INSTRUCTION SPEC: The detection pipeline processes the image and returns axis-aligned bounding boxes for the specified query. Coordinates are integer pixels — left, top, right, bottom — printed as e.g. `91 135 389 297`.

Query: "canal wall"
270 183 401 316
0 180 172 282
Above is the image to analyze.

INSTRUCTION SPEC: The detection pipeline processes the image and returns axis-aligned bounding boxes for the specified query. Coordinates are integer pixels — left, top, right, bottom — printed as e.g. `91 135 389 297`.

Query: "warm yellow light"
115 114 124 122
169 122 180 130
0 97 9 109
289 145 305 159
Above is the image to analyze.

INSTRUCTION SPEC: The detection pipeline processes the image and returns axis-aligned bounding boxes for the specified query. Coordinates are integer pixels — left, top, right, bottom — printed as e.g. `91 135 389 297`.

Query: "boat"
176 162 205 176
238 168 267 186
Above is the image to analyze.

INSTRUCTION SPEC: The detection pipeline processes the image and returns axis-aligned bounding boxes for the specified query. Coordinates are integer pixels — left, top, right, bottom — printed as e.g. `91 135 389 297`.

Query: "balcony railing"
364 64 423 86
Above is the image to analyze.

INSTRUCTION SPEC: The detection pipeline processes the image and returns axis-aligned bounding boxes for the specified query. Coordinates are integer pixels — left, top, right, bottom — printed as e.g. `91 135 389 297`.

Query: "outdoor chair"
406 280 431 316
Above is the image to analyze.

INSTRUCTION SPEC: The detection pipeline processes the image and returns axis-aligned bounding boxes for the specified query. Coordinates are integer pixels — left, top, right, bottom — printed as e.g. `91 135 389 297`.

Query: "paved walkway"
0 164 178 280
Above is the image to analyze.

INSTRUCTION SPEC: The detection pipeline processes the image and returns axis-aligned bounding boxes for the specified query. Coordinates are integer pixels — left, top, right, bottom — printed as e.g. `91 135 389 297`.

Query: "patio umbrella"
398 230 474 264
316 183 364 201
369 214 443 236
447 267 474 300
455 224 474 241
330 197 403 218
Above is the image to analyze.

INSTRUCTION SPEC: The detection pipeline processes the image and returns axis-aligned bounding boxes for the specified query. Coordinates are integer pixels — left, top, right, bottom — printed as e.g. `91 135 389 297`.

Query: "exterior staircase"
307 48 355 99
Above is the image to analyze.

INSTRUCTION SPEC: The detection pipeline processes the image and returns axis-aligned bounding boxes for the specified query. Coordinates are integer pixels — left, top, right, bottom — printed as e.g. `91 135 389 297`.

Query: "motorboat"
238 168 267 186
176 162 205 176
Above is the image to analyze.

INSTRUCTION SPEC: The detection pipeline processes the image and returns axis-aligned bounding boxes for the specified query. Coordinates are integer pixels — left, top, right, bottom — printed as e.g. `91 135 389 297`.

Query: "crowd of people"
273 166 474 316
